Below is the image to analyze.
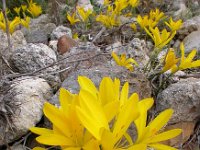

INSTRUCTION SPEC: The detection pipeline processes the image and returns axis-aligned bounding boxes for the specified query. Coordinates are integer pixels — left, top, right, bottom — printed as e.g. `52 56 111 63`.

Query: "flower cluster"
0 0 42 34
30 76 181 150
67 7 92 25
112 52 138 71
137 9 182 50
162 43 200 73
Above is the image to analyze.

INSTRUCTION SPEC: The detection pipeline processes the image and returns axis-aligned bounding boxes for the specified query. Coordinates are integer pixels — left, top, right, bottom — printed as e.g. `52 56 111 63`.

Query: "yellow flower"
76 76 140 149
27 0 42 18
112 51 138 71
104 0 111 5
161 48 179 73
165 17 183 31
149 8 165 22
0 17 21 34
66 12 80 25
177 43 200 72
96 13 120 28
145 27 176 50
14 7 21 16
0 12 4 21
114 0 129 15
132 100 182 150
21 5 27 12
129 0 140 7
30 88 98 149
130 23 137 31
20 16 31 28
137 15 157 29
30 76 182 150
73 32 79 39
77 7 92 22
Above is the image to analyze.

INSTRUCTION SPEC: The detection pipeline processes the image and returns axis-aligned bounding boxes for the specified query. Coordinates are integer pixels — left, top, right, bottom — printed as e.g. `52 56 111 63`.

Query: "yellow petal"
128 144 147 150
103 100 119 122
82 139 100 150
148 109 173 133
32 147 46 150
36 134 73 146
185 49 197 63
112 97 139 143
112 51 121 65
149 143 178 150
99 77 115 105
78 76 98 95
119 82 129 107
76 90 109 140
43 102 71 137
30 127 53 135
149 129 182 143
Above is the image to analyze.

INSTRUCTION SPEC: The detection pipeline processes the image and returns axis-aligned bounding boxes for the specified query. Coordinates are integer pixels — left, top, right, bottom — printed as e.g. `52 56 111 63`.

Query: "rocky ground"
0 0 200 149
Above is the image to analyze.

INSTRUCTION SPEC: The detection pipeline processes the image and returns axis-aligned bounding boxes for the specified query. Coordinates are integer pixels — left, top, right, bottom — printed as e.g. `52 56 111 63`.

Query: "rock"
48 40 58 52
173 1 192 20
29 14 52 27
57 35 77 54
0 30 27 59
58 42 108 80
50 66 151 105
78 0 93 10
0 77 53 145
50 25 72 40
177 15 200 40
183 30 200 53
156 78 200 124
47 0 67 24
111 38 150 69
22 14 56 44
11 43 61 88
163 121 195 147
9 144 24 150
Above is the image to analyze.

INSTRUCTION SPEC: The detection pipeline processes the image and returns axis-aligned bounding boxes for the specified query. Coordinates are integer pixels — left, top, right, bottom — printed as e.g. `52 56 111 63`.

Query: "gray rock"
173 1 192 20
0 30 27 59
58 42 107 80
48 40 58 52
11 43 61 88
9 144 24 150
156 78 200 124
183 30 200 53
78 0 93 10
178 15 200 39
50 66 151 105
50 25 72 40
0 77 53 145
22 14 56 44
112 38 150 69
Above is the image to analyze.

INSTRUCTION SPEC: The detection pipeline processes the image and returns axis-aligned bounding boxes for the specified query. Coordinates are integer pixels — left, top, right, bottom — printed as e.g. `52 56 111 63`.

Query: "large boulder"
11 43 61 88
183 30 200 53
22 14 56 44
0 77 53 145
156 78 200 124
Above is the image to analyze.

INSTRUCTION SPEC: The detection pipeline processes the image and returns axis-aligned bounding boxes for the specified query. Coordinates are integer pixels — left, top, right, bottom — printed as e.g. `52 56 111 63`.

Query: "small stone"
57 35 77 55
51 25 72 40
